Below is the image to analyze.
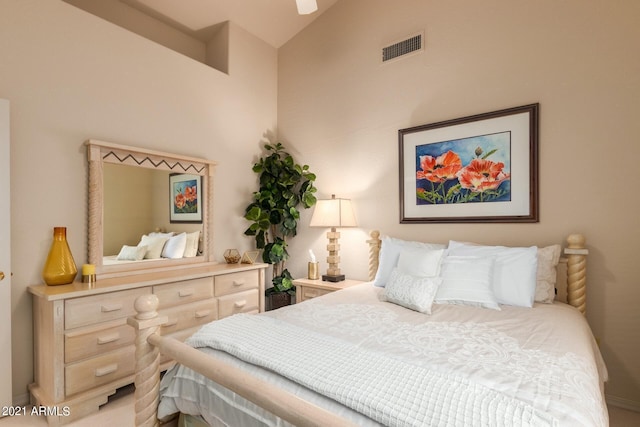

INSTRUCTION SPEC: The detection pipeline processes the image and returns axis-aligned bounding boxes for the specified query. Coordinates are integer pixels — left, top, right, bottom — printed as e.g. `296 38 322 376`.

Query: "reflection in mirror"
103 164 202 257
87 140 216 276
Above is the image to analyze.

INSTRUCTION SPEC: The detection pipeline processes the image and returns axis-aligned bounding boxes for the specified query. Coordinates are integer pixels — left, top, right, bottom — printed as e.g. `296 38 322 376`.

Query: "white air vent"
381 32 424 63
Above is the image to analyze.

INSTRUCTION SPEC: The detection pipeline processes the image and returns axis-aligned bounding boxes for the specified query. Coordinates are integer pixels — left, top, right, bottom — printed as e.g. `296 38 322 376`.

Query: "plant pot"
266 293 292 311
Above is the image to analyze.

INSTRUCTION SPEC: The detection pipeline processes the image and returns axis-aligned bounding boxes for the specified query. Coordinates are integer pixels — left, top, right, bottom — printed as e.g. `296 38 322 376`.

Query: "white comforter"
158 283 608 426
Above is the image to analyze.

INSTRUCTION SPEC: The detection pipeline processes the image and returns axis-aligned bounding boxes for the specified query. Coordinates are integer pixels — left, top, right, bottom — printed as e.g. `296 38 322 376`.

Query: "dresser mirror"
87 139 217 276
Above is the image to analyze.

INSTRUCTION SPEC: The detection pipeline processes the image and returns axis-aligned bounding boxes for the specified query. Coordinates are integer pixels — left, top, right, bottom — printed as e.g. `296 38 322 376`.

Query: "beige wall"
0 0 277 402
278 0 640 408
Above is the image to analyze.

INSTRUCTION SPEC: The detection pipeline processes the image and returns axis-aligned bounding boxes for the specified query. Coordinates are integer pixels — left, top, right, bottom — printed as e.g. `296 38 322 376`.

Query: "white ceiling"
122 0 339 48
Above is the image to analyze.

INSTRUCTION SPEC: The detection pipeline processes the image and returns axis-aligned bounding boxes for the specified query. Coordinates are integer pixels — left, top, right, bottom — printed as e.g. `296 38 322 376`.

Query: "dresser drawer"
65 288 151 329
300 287 331 301
64 320 135 364
159 299 217 336
154 277 213 309
65 346 135 396
214 270 259 297
218 289 259 319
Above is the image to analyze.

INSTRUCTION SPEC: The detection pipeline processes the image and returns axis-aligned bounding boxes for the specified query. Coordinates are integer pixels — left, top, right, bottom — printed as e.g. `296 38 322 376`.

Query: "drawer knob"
195 310 211 319
179 289 194 297
97 333 120 345
95 363 118 377
101 303 122 313
232 280 245 286
234 300 247 308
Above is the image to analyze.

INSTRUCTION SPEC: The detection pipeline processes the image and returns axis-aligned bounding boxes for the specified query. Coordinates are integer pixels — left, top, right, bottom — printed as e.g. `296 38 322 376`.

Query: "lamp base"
322 274 345 282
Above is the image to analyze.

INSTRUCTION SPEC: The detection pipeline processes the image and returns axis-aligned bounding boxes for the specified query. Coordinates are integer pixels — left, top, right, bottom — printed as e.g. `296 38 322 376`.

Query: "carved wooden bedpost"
127 295 168 427
565 234 588 315
367 230 382 282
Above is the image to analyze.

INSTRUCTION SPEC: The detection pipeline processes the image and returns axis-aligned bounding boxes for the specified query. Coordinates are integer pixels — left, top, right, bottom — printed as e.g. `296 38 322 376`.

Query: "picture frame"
399 104 538 223
169 173 203 223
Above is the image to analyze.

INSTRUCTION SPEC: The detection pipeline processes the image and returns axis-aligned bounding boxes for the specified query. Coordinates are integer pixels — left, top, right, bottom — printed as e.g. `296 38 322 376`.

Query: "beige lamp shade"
309 195 357 228
309 195 356 282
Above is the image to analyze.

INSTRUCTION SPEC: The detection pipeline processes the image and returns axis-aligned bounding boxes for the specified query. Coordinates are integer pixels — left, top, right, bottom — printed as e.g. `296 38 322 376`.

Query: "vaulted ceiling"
97 0 339 48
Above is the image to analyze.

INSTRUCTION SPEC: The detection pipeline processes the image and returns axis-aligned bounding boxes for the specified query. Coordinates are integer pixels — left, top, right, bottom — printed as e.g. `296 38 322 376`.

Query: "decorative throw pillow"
435 255 500 310
162 232 187 259
397 247 445 278
535 244 562 303
148 231 174 238
373 236 445 287
381 268 442 314
183 231 200 258
137 234 170 259
116 245 147 261
447 241 538 308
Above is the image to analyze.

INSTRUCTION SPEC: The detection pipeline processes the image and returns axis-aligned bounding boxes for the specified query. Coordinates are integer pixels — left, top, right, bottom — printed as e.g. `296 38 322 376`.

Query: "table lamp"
309 194 357 282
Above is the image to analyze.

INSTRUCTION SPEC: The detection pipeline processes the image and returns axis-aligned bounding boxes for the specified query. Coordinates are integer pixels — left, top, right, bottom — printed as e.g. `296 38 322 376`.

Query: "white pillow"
183 231 200 258
535 244 562 303
373 236 445 287
447 241 538 308
138 235 170 259
397 247 445 278
162 232 187 259
116 245 147 261
381 268 442 314
435 255 500 310
148 231 174 238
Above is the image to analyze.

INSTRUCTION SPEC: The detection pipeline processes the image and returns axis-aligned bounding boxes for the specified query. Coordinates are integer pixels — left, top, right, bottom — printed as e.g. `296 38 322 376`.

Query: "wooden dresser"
28 262 267 426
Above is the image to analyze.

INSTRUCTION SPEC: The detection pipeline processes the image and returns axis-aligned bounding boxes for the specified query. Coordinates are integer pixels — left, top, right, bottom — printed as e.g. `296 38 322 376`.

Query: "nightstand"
293 278 364 303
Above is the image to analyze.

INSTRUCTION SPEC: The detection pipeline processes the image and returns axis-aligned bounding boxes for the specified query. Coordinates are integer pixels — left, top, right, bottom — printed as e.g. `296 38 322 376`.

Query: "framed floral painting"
169 173 202 223
399 104 538 223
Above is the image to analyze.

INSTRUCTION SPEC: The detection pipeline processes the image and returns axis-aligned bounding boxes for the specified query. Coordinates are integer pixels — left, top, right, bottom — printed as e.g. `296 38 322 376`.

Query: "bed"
127 231 608 427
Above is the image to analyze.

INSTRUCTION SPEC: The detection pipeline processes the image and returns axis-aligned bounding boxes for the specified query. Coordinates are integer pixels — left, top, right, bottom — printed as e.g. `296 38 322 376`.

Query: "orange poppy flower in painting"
184 185 197 203
174 192 186 209
457 158 510 192
416 150 463 183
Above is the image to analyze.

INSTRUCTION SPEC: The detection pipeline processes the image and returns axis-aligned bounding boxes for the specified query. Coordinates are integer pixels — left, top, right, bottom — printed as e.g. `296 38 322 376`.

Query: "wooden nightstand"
293 278 364 303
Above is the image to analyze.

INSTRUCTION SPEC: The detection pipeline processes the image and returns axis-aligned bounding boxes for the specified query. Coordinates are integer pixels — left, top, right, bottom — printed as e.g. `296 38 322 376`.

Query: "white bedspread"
159 283 608 426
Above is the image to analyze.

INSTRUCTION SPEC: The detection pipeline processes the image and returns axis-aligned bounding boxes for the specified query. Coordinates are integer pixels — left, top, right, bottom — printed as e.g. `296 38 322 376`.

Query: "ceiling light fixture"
296 0 318 15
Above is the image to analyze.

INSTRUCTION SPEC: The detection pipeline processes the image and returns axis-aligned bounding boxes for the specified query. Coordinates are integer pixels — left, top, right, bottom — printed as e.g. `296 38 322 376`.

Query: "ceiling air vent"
382 32 424 63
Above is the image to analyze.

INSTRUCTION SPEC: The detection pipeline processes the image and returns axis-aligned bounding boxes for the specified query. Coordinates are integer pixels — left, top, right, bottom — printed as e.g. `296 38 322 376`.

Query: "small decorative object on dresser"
292 277 363 303
42 226 77 286
81 263 96 285
240 250 259 264
223 249 241 264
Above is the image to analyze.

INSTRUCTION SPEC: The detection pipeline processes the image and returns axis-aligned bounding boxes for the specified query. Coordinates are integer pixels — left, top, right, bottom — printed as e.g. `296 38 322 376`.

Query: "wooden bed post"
127 295 168 427
367 230 381 282
565 233 588 315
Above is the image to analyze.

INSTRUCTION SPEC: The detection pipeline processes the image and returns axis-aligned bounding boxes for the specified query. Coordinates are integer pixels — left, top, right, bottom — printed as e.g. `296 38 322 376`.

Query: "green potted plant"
244 143 317 309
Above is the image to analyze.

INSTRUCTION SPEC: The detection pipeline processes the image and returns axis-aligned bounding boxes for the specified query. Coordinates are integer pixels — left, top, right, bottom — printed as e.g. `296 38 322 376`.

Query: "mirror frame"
86 139 217 276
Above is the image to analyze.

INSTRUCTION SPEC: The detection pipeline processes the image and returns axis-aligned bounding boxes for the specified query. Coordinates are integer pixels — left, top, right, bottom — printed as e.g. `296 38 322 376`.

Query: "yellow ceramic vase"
42 227 78 286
